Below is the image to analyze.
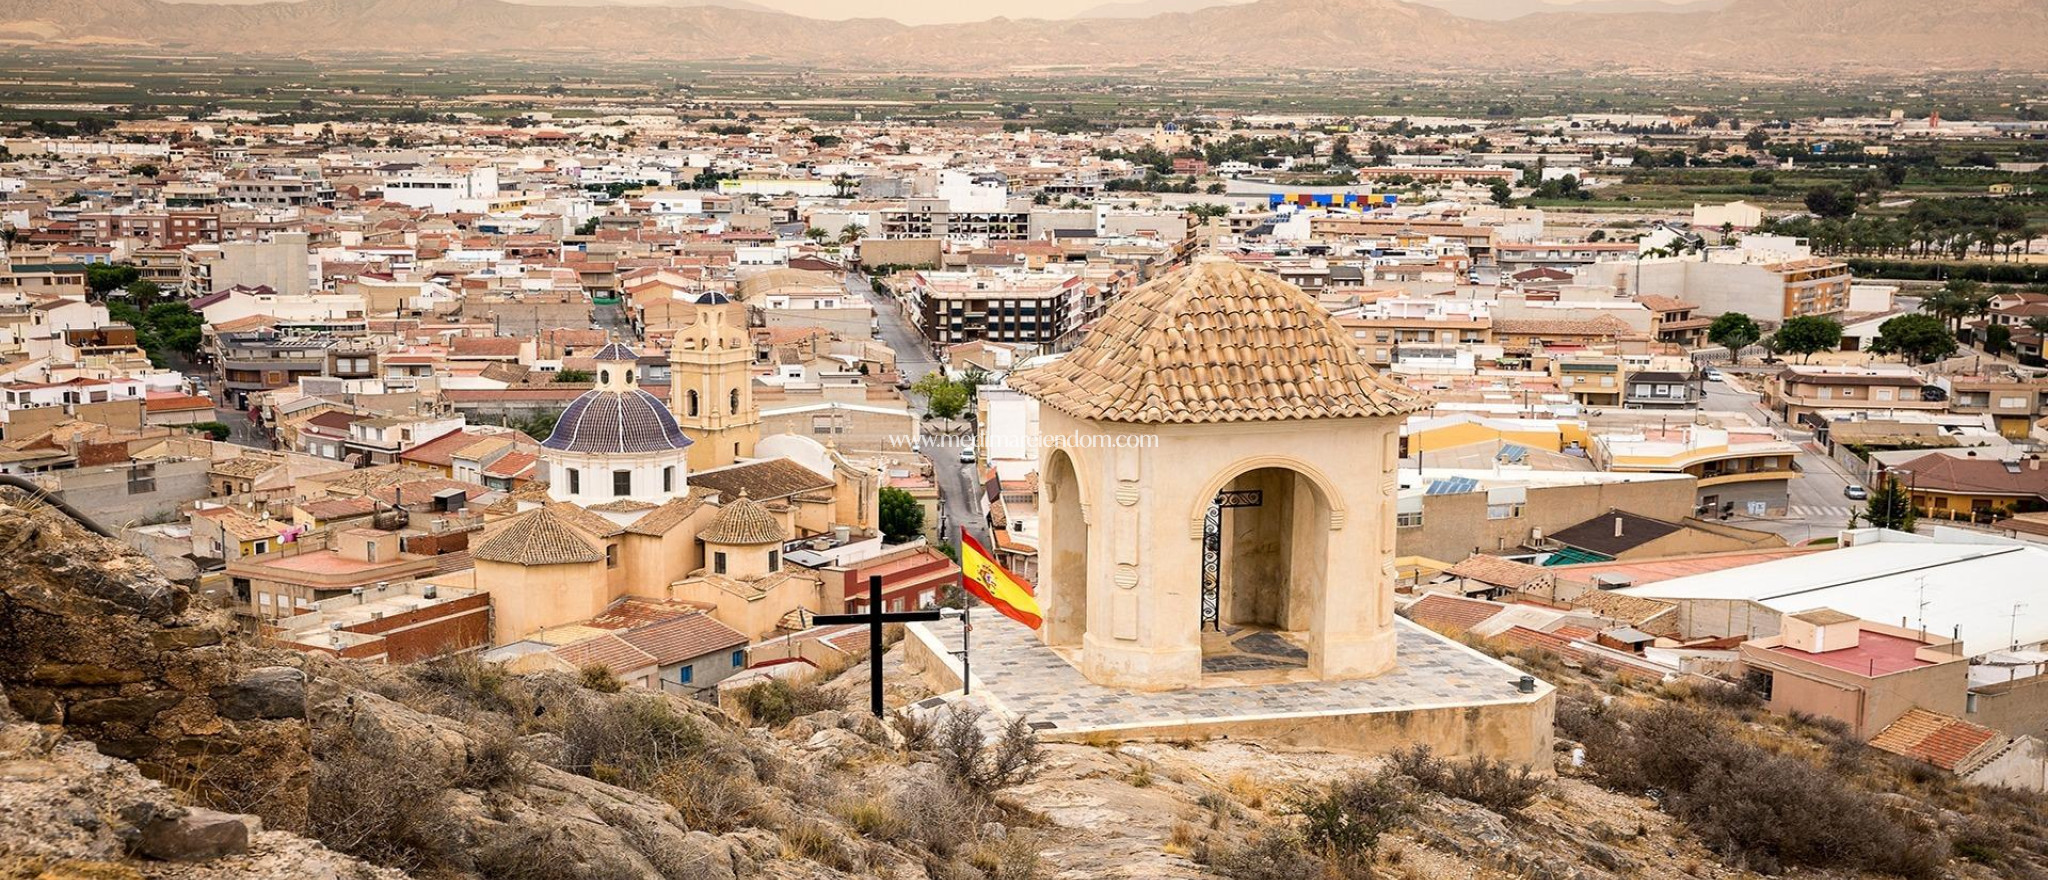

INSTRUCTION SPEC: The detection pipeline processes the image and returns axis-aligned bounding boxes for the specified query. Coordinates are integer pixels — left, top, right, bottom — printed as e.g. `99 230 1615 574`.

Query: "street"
850 272 988 548
1702 372 1861 542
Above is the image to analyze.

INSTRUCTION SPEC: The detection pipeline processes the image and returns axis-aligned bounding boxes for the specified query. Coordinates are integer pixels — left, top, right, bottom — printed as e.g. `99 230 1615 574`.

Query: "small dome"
700 493 784 545
591 342 639 362
542 388 693 454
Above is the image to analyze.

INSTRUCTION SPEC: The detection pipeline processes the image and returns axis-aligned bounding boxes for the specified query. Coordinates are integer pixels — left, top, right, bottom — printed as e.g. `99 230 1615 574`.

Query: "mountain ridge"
0 0 2042 70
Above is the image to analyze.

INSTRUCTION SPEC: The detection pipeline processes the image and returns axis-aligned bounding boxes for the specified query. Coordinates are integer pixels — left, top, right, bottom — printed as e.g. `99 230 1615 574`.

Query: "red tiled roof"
617 613 747 666
1406 593 1505 634
552 634 657 674
1869 709 2003 772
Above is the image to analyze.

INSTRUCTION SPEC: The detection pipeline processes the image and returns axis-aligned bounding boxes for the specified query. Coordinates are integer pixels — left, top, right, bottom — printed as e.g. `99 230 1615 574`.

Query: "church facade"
471 313 881 647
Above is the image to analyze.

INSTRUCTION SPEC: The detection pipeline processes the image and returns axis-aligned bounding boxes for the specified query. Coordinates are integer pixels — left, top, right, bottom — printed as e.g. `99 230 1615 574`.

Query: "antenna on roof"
1916 575 1930 640
2012 602 2029 651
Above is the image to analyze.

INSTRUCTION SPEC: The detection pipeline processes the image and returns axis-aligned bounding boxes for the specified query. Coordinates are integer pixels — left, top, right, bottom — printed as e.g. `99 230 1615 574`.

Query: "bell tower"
669 300 759 471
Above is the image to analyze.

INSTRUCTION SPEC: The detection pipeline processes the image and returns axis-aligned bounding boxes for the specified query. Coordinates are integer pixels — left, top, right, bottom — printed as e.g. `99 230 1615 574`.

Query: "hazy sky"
161 0 1705 27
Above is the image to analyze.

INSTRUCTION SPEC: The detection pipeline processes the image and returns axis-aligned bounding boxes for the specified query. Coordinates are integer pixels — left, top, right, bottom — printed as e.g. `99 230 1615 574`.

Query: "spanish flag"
959 528 1042 629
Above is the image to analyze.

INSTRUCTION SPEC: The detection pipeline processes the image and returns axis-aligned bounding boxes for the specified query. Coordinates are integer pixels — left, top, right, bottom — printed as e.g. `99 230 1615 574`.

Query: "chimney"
1613 516 1624 539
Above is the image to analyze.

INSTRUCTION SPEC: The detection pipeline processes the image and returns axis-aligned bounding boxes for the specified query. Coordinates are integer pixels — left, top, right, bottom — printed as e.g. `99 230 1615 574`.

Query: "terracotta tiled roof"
1406 593 1506 634
541 501 626 538
1447 555 1551 589
700 494 786 545
1869 709 2003 772
1009 258 1425 424
689 458 834 503
552 633 657 673
617 612 747 666
624 493 711 536
472 507 606 565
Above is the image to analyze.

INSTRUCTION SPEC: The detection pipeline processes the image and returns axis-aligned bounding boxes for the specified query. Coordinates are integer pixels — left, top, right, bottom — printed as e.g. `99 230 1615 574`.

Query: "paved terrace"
909 614 1544 734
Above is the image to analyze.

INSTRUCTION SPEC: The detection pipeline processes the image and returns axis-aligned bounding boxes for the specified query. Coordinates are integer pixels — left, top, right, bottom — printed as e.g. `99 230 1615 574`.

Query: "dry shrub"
731 678 845 728
411 652 530 718
1387 744 1544 816
1287 770 1412 871
1197 823 1328 880
456 721 528 790
783 817 866 873
309 727 468 873
1567 699 1944 877
561 695 706 788
579 662 624 693
889 706 938 751
967 830 1044 880
652 754 761 833
936 703 1044 796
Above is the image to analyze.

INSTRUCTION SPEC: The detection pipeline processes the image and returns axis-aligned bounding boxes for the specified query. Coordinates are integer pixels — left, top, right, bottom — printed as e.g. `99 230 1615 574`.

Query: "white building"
540 344 694 506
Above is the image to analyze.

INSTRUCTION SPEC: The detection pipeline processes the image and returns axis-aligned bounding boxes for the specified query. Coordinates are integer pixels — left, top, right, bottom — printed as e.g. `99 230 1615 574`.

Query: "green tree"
85 263 141 294
1707 312 1762 362
1803 186 1856 221
553 369 594 383
1985 323 2013 356
189 421 231 441
1488 180 1513 207
511 410 560 442
129 163 160 178
1861 472 1917 532
878 487 926 544
1870 313 1957 363
575 217 601 236
1774 316 1843 363
123 279 162 308
912 373 968 420
804 227 830 244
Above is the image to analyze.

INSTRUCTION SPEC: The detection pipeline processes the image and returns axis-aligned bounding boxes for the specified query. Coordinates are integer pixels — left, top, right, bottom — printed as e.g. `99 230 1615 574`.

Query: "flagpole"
961 603 972 696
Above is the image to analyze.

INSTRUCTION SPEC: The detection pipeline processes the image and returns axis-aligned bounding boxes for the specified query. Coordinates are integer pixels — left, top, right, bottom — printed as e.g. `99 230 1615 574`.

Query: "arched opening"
1200 465 1332 677
1041 448 1088 648
686 389 700 417
599 369 611 385
729 387 740 414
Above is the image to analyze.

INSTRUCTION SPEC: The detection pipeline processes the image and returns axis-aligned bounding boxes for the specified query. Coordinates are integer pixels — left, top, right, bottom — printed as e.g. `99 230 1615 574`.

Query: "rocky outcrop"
0 494 313 831
0 683 399 880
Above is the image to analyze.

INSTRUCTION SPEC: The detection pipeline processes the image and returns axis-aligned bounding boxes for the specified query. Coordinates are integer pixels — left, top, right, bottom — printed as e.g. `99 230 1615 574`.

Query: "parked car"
1704 368 1723 382
959 447 976 463
1844 485 1869 500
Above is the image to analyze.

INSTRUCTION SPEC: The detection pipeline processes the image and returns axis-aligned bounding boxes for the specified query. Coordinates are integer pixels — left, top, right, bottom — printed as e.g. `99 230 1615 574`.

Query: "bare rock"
125 805 258 863
212 667 308 721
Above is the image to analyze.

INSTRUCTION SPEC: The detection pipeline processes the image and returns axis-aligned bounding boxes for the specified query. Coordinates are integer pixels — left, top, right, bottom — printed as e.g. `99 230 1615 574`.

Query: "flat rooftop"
1769 629 1938 677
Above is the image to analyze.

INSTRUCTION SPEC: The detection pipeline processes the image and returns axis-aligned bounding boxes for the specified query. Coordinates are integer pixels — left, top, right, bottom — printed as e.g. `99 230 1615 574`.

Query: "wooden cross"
809 574 964 717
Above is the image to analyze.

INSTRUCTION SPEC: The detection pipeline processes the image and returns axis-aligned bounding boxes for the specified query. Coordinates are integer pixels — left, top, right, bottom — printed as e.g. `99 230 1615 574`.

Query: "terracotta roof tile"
472 507 606 565
616 613 747 666
700 494 786 545
1869 709 2003 772
1009 258 1426 425
689 458 834 503
1406 593 1506 634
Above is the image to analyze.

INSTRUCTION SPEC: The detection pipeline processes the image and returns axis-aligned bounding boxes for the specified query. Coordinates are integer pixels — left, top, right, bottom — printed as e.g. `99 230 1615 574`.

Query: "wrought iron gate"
1199 489 1263 631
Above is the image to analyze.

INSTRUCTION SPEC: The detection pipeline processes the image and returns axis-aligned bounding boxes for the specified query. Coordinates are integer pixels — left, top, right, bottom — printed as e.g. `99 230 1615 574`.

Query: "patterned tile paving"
927 615 1541 732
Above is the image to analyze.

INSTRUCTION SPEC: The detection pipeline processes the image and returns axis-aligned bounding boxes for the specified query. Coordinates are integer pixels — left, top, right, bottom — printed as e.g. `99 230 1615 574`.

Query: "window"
686 390 699 417
600 369 611 385
768 550 780 571
1486 503 1524 520
714 551 728 575
731 649 745 668
663 466 675 493
606 544 619 568
730 388 741 414
567 468 580 494
1396 511 1424 528
252 540 269 555
678 665 694 685
613 469 631 496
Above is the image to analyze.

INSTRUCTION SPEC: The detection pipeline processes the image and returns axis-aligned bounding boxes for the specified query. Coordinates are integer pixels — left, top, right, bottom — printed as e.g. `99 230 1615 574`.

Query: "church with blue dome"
542 342 695 505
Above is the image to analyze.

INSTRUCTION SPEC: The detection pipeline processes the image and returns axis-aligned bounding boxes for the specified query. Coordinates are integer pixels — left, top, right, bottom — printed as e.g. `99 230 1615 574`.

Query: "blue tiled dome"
542 389 693 454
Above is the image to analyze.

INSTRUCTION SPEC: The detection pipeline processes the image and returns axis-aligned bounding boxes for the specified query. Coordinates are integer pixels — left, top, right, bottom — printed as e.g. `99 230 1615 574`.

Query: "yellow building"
670 301 760 471
1402 412 1590 458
